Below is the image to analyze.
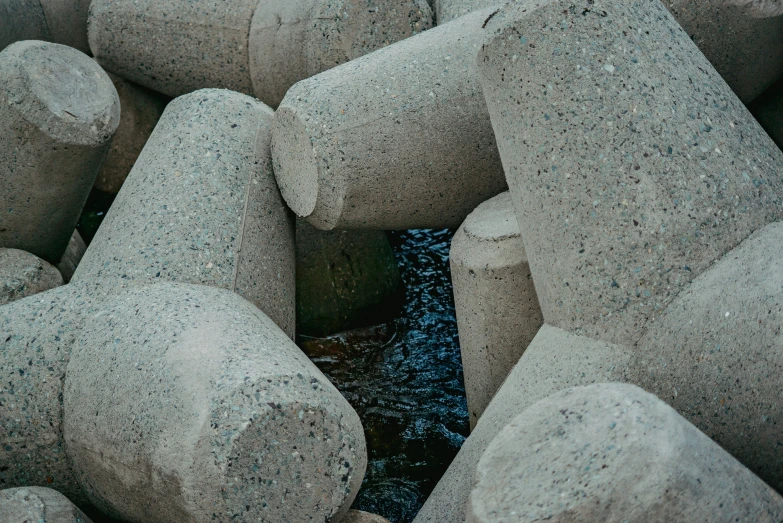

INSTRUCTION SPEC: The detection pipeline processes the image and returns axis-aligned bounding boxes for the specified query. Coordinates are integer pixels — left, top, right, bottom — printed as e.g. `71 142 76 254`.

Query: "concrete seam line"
231 124 259 291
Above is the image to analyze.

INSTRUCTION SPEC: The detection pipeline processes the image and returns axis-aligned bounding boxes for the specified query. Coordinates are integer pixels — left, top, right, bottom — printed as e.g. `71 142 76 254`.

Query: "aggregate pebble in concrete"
272 8 506 230
467 383 783 523
413 324 634 522
94 71 170 194
249 0 433 107
55 230 87 284
0 487 93 523
0 41 120 264
450 192 542 429
64 283 366 523
636 221 783 490
73 89 295 338
477 0 783 348
0 248 64 306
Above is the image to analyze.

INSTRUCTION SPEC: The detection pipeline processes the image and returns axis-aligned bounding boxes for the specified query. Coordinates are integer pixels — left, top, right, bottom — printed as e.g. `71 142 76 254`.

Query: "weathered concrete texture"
249 0 433 108
413 324 634 522
450 192 542 429
88 0 258 97
0 248 64 306
749 77 783 152
272 8 506 230
467 383 783 523
73 89 296 338
435 0 494 24
0 487 93 523
477 0 783 348
39 0 92 53
94 71 170 194
64 283 366 523
636 221 783 490
0 1 50 51
296 219 403 337
55 230 87 284
339 510 392 523
0 41 120 264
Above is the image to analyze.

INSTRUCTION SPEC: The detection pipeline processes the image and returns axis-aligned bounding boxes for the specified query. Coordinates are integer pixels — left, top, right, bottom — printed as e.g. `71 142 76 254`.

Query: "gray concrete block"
249 0 433 108
468 383 783 522
0 1 50 51
63 282 366 523
413 324 634 522
0 487 93 523
0 248 64 306
55 230 87 284
73 89 295 338
477 0 783 348
450 192 542 429
271 8 506 230
39 0 92 53
0 41 120 264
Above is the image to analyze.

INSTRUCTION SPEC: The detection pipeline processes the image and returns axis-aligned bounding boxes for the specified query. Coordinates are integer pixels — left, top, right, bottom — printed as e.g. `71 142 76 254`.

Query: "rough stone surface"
339 510 392 523
636 221 783 490
477 0 783 348
0 41 120 264
39 0 92 53
64 283 366 523
0 248 64 306
0 487 93 523
73 89 296 338
272 8 506 230
249 0 433 108
88 0 259 97
296 219 403 337
450 192 542 429
0 1 50 51
55 230 87 284
94 71 170 194
413 324 633 522
467 383 783 522
749 77 783 152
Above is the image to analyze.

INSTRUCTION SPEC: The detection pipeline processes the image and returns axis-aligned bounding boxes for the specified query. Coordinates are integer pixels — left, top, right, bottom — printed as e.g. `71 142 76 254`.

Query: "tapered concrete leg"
0 487 93 523
271 8 506 230
0 249 64 306
468 384 783 523
450 192 542 429
73 89 295 338
0 41 120 264
55 230 87 283
64 283 366 523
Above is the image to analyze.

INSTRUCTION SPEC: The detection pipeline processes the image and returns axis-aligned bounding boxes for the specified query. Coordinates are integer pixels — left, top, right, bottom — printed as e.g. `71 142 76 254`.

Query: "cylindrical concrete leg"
39 0 92 53
0 248 64 306
249 0 433 107
450 192 542 430
94 71 170 194
468 383 783 523
55 230 87 283
73 89 296 338
0 1 50 51
477 0 783 348
271 8 506 230
0 41 120 264
0 487 93 523
64 283 367 523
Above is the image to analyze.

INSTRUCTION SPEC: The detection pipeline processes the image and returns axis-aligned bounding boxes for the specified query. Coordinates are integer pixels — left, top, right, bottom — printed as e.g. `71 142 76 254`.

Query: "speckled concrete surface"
0 248 64 306
413 324 634 522
0 41 120 264
64 283 366 523
450 192 542 429
477 0 783 348
94 71 170 194
467 383 783 523
249 0 432 107
272 8 506 230
73 89 295 338
0 487 93 523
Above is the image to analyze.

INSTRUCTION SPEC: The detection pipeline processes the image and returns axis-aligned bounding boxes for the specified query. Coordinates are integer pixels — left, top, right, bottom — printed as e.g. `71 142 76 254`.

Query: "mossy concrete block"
0 487 93 523
0 41 120 264
0 248 64 306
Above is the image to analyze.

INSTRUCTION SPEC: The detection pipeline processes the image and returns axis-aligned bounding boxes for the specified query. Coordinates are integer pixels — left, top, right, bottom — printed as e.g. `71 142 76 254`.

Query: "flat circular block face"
0 40 119 145
461 191 520 242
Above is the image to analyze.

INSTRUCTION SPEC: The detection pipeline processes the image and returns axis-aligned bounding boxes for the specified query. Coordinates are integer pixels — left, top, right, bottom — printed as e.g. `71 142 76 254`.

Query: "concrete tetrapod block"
0 1 50 51
249 0 433 108
63 282 367 523
0 248 64 306
0 41 120 264
635 221 783 490
413 324 634 522
476 0 783 348
94 71 170 194
467 383 783 523
73 89 296 338
271 8 506 230
450 192 543 429
0 0 92 54
1 487 93 523
296 219 403 337
55 230 87 284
